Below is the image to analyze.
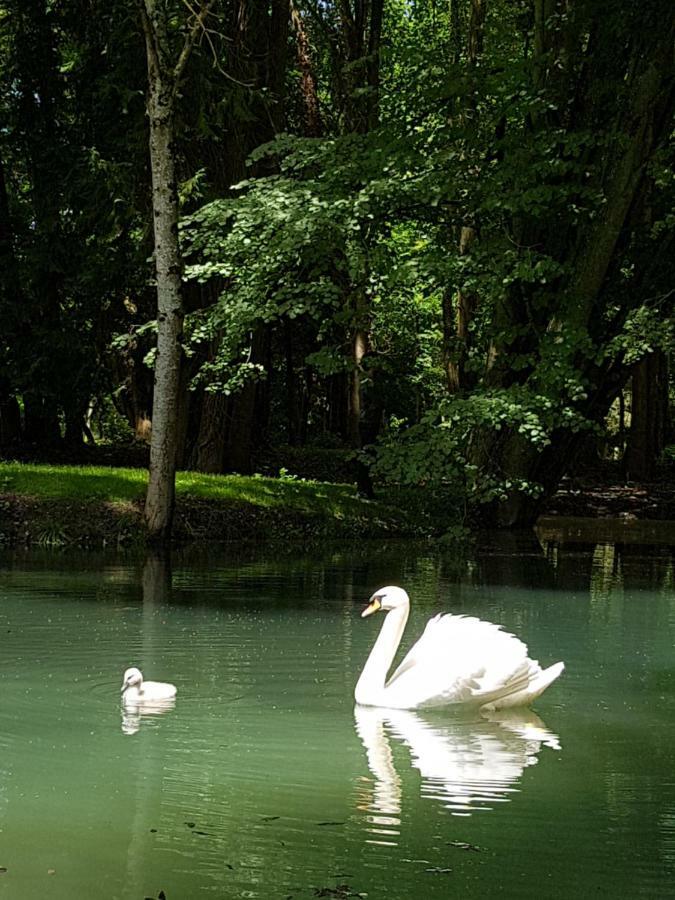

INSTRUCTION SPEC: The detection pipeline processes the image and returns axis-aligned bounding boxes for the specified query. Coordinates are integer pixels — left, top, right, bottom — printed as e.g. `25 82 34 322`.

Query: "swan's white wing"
385 614 541 708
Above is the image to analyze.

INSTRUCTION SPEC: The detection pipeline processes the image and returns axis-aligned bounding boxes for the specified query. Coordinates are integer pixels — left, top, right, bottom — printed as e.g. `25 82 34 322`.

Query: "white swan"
354 586 564 711
120 667 177 705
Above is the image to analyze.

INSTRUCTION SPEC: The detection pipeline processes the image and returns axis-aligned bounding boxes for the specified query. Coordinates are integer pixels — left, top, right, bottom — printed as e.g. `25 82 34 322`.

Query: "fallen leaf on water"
313 885 365 898
447 840 481 852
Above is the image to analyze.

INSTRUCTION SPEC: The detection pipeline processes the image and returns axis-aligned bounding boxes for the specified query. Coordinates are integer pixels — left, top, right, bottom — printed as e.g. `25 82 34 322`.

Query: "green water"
1 535 674 899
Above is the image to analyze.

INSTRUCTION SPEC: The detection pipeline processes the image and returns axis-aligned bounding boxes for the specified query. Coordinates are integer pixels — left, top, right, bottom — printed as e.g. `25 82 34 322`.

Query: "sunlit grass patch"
0 461 432 544
174 470 368 514
0 462 375 517
0 461 147 501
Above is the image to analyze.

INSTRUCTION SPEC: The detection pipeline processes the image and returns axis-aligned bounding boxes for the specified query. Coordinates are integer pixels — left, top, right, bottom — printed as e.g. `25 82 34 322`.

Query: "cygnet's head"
121 667 143 693
362 585 409 617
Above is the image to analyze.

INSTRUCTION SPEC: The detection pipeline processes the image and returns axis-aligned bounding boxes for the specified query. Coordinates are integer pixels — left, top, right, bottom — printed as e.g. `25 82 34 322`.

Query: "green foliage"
605 306 675 366
1 0 672 528
182 126 448 401
176 0 674 520
370 389 561 503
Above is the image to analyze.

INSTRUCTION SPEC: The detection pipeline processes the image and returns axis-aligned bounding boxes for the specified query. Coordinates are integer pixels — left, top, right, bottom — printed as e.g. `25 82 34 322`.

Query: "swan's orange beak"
361 597 381 618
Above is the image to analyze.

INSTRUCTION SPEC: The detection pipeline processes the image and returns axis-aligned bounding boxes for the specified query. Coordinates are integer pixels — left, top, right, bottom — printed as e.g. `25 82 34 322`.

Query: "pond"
1 530 674 899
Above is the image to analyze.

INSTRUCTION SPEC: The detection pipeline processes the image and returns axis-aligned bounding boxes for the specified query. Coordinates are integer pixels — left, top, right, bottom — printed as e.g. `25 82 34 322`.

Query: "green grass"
0 461 444 545
0 461 148 501
0 461 389 519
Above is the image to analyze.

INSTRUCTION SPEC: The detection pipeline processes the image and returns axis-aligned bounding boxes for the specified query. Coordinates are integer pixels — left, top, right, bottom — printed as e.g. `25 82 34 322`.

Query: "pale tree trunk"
141 5 183 542
138 0 213 544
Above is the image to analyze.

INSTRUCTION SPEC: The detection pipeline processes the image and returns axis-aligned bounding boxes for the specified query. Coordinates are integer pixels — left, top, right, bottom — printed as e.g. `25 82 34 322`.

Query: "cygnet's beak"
361 597 382 618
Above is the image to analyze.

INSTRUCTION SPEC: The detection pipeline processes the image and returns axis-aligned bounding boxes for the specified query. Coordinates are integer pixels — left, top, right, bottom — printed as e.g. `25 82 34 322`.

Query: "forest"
0 0 673 542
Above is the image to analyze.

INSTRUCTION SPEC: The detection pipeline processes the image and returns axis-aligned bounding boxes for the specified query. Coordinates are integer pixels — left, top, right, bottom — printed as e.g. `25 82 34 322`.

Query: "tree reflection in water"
121 550 176 735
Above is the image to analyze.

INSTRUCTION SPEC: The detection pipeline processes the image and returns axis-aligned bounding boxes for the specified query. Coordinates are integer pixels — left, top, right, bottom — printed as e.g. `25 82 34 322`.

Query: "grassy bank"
0 461 432 548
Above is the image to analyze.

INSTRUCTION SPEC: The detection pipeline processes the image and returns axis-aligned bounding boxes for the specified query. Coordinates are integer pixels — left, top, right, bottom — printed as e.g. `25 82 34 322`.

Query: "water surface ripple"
1 539 674 898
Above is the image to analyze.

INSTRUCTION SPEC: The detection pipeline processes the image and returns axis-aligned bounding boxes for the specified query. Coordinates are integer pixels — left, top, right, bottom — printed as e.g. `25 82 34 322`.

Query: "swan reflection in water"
121 697 176 735
354 705 560 841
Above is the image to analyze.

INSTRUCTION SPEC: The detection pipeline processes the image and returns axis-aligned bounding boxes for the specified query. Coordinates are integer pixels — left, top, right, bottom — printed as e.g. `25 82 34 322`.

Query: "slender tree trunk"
138 0 212 543
445 0 486 394
291 2 322 136
449 0 463 64
348 294 375 497
624 351 669 481
193 392 228 472
340 0 384 133
63 403 86 449
327 373 350 440
0 151 24 445
284 319 302 445
445 223 479 392
336 3 383 493
142 62 183 541
348 326 368 448
205 0 289 475
224 326 271 473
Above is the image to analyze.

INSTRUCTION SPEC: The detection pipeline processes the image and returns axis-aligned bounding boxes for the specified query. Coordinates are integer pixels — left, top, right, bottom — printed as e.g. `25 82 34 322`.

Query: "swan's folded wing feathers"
386 613 538 708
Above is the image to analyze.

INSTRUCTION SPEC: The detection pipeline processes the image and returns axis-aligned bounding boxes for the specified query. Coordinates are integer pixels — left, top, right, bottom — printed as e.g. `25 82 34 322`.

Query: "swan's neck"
355 604 409 704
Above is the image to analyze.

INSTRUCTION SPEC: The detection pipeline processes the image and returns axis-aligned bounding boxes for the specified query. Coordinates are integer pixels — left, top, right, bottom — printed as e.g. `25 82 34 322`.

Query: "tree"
0 0 148 451
137 0 215 543
367 0 675 525
469 0 675 524
2 0 672 533
624 351 671 481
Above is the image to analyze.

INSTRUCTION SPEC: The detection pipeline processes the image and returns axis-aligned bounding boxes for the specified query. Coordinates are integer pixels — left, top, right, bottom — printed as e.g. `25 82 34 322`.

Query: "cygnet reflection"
354 705 560 831
121 697 176 735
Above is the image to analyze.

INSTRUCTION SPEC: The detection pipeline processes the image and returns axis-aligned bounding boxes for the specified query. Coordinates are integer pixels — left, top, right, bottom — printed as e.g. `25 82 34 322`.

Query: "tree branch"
173 0 217 88
175 0 254 89
137 0 161 79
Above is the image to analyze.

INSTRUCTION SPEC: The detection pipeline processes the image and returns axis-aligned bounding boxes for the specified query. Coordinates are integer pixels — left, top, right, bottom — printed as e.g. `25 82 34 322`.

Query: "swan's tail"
480 661 565 712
